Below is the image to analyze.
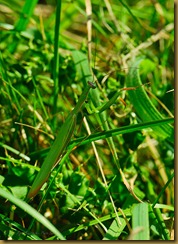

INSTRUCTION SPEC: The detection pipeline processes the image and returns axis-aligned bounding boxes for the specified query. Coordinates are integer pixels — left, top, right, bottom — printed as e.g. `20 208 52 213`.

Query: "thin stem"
53 0 62 119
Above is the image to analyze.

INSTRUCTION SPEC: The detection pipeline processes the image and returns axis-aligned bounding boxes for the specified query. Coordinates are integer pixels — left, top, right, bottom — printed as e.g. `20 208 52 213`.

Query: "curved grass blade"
126 56 174 143
0 188 65 240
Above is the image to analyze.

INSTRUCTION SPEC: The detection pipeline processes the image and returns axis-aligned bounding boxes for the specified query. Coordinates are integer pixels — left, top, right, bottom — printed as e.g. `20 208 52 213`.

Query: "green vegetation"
0 0 174 240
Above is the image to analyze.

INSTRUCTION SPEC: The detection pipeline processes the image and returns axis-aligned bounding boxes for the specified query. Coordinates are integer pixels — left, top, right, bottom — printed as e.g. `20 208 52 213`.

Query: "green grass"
0 0 174 240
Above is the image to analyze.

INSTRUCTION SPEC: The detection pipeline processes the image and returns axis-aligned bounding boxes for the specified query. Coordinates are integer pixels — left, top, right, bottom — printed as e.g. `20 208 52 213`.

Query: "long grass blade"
0 188 65 240
69 118 174 148
53 0 62 118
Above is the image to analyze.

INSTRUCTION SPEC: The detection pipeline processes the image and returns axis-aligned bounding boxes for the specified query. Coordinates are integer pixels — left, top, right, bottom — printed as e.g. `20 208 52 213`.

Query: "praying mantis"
27 55 173 199
27 81 96 199
27 78 131 199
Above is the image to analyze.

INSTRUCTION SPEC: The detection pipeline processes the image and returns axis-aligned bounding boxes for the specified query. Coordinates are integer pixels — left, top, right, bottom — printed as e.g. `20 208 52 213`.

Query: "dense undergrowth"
0 0 174 240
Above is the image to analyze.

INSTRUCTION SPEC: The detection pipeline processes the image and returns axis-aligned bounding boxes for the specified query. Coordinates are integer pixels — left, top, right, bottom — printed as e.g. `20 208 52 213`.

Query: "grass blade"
0 213 41 240
30 118 174 160
132 202 150 240
103 217 129 240
126 57 174 143
14 0 38 32
70 118 174 147
0 188 66 240
53 0 62 118
9 0 38 53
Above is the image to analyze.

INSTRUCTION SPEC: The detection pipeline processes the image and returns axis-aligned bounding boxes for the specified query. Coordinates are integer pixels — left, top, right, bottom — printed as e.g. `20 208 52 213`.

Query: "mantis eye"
88 81 96 89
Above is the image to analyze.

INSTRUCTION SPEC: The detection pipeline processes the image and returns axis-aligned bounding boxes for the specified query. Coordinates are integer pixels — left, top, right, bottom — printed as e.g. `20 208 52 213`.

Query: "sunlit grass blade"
126 57 174 143
103 217 130 240
131 202 150 240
